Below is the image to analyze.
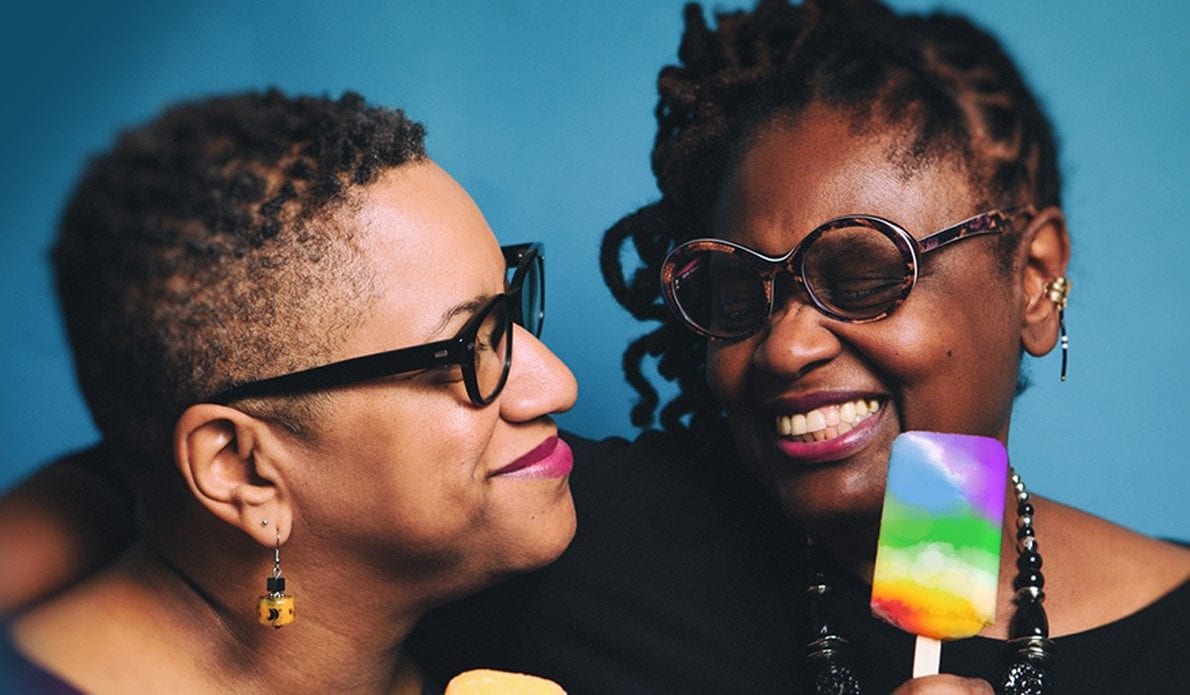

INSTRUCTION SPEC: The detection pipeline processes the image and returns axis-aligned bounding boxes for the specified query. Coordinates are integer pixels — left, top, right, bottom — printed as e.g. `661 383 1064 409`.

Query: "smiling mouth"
775 398 883 443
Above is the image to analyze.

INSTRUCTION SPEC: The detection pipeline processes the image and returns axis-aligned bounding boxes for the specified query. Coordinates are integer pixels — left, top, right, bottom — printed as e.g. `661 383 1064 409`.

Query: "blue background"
1 1 1186 541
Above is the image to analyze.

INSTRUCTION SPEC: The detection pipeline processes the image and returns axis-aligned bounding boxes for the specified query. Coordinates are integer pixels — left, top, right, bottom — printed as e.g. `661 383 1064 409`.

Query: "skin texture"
708 105 1026 562
890 674 995 694
10 161 579 694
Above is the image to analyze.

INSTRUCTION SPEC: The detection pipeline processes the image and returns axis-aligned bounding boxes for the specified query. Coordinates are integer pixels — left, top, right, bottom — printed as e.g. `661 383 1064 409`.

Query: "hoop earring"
1043 277 1070 382
257 526 296 628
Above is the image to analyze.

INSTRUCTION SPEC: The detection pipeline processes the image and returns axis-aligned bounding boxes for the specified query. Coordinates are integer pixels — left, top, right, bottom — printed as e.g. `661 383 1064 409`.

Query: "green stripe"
877 497 1000 551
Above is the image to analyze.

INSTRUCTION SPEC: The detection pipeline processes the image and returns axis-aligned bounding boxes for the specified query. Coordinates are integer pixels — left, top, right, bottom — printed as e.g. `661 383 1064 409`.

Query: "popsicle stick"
912 635 942 677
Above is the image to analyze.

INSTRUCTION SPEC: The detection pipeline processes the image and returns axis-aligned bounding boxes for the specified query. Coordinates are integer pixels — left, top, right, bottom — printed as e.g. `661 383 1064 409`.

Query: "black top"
409 427 1190 694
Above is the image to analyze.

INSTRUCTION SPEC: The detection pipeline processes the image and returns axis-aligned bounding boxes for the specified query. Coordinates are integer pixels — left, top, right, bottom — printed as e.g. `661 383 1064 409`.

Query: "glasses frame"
204 242 544 407
661 206 1034 340
503 242 545 337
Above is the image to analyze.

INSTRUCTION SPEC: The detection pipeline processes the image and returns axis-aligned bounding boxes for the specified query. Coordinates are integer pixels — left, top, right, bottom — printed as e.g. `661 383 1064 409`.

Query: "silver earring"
1043 277 1070 381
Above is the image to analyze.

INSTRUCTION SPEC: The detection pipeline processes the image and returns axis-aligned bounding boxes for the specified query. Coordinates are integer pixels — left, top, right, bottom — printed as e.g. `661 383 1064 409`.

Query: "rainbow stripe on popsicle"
870 431 1008 640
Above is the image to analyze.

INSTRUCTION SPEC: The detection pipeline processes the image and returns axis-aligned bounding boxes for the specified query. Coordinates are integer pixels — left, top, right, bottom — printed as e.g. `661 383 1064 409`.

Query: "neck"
130 523 429 693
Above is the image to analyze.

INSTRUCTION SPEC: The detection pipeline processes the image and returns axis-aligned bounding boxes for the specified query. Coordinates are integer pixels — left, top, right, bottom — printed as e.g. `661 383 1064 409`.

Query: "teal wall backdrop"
1 1 1186 541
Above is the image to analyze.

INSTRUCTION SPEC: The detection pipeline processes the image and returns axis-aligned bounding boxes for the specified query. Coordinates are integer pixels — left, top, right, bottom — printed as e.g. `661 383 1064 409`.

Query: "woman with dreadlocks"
413 1 1189 692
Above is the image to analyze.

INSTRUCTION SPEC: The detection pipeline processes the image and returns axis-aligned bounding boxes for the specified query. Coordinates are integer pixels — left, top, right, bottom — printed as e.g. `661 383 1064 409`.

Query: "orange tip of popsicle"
445 669 567 694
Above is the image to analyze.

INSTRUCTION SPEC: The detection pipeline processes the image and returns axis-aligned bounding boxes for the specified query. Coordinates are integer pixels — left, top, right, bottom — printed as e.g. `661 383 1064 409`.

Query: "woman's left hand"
889 674 995 694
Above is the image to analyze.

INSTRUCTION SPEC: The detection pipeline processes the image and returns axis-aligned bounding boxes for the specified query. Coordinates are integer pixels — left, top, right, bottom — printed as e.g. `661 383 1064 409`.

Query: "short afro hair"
54 88 427 469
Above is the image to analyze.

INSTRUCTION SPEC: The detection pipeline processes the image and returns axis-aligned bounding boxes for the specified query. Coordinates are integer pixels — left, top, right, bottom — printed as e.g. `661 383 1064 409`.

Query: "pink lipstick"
491 436 573 479
773 403 886 465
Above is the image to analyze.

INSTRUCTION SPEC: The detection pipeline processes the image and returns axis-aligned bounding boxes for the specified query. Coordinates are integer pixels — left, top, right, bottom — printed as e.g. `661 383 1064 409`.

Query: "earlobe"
1019 206 1071 357
174 404 292 547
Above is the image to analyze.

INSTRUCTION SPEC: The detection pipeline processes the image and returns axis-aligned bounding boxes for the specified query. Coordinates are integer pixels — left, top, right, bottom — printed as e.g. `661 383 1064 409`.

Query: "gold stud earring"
257 527 296 628
1043 276 1070 381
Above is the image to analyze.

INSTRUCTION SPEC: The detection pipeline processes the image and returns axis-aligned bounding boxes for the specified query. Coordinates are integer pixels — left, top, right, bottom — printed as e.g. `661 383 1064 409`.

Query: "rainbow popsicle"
870 431 1008 641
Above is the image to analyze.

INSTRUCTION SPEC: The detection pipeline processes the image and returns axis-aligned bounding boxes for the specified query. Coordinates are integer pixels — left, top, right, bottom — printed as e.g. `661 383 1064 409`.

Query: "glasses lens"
669 248 770 338
519 253 545 337
506 247 545 337
802 225 912 320
473 298 512 403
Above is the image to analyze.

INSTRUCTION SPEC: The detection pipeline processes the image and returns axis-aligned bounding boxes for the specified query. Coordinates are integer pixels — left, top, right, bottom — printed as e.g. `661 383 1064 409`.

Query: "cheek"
706 341 750 407
384 399 495 516
304 390 499 552
878 290 1020 433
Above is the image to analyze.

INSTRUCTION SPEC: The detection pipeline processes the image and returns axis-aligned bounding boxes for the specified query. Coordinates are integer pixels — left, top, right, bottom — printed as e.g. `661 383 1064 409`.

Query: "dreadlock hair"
54 89 427 481
600 0 1060 433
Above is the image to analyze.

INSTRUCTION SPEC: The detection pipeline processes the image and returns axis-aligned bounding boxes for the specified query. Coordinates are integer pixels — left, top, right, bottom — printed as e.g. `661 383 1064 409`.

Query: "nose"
752 297 842 378
499 324 578 421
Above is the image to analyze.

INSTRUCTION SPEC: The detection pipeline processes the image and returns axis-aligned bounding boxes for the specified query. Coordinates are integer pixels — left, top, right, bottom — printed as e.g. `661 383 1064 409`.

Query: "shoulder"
1034 495 1190 637
0 621 85 695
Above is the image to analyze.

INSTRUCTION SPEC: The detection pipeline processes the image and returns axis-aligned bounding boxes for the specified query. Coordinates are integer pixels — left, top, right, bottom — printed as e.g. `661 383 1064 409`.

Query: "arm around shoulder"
0 446 136 617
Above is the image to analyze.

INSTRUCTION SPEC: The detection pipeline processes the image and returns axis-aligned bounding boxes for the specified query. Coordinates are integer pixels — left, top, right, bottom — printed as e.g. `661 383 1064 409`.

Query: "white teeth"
775 398 881 443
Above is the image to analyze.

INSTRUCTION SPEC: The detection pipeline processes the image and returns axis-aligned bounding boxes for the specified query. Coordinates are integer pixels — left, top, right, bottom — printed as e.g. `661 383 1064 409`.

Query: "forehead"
716 105 979 249
346 161 504 343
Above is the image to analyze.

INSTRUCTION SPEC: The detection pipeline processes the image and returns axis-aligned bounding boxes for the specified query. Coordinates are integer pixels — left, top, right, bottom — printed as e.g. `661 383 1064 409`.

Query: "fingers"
890 674 995 695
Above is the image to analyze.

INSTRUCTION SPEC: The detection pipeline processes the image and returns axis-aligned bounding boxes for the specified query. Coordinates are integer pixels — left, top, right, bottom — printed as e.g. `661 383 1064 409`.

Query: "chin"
736 440 886 535
732 408 893 514
494 491 578 578
776 467 884 521
528 494 578 568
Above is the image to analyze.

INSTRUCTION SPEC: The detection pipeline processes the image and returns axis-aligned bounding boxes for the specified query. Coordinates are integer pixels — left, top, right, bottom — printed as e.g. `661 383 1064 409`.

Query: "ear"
1018 206 1071 357
173 404 293 547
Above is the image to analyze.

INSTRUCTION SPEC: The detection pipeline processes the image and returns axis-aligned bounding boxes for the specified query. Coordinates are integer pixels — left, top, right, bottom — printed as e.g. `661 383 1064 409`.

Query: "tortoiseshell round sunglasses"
661 207 1033 340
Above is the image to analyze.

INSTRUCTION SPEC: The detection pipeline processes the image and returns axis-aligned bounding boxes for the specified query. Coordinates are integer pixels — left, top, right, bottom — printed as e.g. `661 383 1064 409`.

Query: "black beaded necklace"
804 469 1054 694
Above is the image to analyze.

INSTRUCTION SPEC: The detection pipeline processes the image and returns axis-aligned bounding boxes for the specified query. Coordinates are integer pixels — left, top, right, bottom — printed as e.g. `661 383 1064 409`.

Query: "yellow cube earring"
257 524 296 628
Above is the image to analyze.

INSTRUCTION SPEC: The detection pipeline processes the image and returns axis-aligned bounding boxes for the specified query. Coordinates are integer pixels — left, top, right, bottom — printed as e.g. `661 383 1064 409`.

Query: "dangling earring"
257 524 296 628
1043 276 1070 381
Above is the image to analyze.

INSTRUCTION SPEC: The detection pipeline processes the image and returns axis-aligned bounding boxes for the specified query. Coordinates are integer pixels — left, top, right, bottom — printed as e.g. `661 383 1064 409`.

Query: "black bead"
1002 661 1048 695
266 576 285 593
1016 525 1036 540
1017 551 1043 572
814 663 862 695
1017 502 1035 517
1013 570 1045 591
1009 598 1050 639
806 598 831 641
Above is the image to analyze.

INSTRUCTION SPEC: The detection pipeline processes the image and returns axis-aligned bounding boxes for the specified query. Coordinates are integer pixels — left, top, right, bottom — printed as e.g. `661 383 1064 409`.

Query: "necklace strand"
804 468 1053 694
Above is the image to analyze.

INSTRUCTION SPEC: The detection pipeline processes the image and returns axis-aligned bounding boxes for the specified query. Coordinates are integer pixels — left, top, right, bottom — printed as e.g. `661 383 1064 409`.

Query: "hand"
890 674 995 694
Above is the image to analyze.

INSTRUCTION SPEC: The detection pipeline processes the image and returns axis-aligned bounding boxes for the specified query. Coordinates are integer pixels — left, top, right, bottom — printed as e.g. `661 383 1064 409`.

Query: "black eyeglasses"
660 207 1033 340
204 243 544 407
504 242 544 338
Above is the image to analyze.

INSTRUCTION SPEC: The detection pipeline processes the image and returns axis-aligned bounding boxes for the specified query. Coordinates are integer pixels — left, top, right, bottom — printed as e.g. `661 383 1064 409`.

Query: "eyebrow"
428 293 493 337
